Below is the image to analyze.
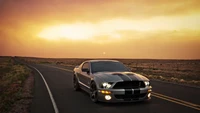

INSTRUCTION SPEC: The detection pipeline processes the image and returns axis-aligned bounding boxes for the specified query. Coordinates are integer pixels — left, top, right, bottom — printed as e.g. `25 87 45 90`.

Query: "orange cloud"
1 0 200 23
0 0 200 59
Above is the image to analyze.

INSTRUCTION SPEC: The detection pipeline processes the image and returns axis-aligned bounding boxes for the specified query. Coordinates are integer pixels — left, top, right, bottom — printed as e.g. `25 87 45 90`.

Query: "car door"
79 62 91 88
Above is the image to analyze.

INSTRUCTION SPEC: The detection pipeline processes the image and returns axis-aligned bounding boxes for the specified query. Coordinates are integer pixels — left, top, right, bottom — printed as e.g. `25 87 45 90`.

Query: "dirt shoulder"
0 57 34 113
8 72 34 113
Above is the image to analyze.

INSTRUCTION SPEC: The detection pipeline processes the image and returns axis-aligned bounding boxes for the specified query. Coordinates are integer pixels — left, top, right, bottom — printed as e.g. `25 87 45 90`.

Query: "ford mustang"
73 60 152 103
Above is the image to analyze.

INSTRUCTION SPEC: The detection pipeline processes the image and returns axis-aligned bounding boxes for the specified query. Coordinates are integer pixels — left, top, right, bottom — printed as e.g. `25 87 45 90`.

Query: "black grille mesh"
113 81 145 89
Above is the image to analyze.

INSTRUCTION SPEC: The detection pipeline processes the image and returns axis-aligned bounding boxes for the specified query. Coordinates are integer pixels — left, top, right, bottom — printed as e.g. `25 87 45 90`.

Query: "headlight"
101 82 112 89
144 81 150 86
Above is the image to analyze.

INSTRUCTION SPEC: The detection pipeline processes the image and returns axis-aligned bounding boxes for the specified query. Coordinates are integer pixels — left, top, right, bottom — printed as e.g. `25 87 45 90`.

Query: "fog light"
148 93 151 98
105 95 111 100
148 89 152 93
100 90 111 94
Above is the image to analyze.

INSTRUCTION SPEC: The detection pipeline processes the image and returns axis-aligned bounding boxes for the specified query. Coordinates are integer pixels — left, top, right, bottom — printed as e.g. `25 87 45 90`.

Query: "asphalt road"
30 64 200 113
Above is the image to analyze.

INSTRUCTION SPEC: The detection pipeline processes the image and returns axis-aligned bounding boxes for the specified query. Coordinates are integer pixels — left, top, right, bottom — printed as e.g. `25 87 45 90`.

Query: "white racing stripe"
29 65 59 113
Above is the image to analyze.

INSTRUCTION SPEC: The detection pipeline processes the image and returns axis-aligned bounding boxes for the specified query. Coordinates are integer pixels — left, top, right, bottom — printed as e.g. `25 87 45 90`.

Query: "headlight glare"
144 81 150 86
102 82 112 89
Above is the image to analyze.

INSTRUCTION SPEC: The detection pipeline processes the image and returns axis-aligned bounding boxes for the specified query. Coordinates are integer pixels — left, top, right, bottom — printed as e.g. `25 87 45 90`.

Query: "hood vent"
126 73 134 76
112 73 124 76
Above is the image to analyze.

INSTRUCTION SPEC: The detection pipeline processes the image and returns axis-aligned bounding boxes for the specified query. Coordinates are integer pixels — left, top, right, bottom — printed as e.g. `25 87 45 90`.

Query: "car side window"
82 62 89 70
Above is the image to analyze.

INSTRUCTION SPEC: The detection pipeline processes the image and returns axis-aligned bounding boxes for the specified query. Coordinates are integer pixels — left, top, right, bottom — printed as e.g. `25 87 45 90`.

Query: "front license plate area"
124 98 132 101
134 89 140 94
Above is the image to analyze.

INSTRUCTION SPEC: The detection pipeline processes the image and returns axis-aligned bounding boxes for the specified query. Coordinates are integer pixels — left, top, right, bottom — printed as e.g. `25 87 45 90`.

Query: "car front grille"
114 93 147 100
113 81 145 89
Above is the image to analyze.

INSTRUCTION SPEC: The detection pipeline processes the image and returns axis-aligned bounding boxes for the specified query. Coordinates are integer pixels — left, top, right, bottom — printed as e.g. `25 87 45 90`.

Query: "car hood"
93 72 149 82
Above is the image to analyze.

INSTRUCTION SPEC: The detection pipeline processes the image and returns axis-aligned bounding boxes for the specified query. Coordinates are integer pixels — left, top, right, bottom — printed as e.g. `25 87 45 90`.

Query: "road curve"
30 64 200 113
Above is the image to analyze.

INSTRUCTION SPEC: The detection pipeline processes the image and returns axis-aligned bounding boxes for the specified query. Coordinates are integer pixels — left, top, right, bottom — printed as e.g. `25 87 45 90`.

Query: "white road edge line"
30 65 59 113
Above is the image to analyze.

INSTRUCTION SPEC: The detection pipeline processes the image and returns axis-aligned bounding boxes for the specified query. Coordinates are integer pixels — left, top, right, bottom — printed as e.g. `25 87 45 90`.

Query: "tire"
73 76 80 91
90 82 99 103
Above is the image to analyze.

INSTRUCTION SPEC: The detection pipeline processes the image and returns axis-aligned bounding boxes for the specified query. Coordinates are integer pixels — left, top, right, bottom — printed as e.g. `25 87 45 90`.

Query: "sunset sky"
0 0 200 59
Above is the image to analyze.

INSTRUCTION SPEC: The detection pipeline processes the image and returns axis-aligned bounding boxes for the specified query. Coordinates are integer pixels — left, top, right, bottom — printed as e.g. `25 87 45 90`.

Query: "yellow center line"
41 64 200 111
152 94 200 111
152 92 200 108
41 64 73 72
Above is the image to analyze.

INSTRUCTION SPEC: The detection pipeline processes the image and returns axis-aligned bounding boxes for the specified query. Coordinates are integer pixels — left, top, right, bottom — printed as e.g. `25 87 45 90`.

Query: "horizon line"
1 56 200 60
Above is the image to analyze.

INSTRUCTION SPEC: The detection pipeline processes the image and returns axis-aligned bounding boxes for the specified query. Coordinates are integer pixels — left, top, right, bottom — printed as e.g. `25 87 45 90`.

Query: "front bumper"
97 86 152 102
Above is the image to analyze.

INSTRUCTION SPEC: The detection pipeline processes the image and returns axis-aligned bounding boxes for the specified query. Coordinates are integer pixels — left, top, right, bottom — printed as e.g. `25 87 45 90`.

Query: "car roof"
85 60 120 63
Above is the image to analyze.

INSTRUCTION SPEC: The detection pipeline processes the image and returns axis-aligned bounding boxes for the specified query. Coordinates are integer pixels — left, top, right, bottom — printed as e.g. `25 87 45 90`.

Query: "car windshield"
91 61 130 73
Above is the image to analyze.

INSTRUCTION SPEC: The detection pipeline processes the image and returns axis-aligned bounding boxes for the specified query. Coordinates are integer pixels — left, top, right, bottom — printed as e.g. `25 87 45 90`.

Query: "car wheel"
90 82 98 103
73 76 80 91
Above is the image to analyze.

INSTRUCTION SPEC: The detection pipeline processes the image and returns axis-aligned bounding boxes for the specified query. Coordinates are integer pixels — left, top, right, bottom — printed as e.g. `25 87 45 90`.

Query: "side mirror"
82 68 90 74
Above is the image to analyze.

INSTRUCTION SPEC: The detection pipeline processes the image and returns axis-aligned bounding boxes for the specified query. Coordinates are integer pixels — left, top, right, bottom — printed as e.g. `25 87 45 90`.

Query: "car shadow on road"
97 101 151 107
79 89 151 107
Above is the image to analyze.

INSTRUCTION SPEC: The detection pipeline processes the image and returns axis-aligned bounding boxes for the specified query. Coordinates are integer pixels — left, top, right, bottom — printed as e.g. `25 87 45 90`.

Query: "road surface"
30 64 200 113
